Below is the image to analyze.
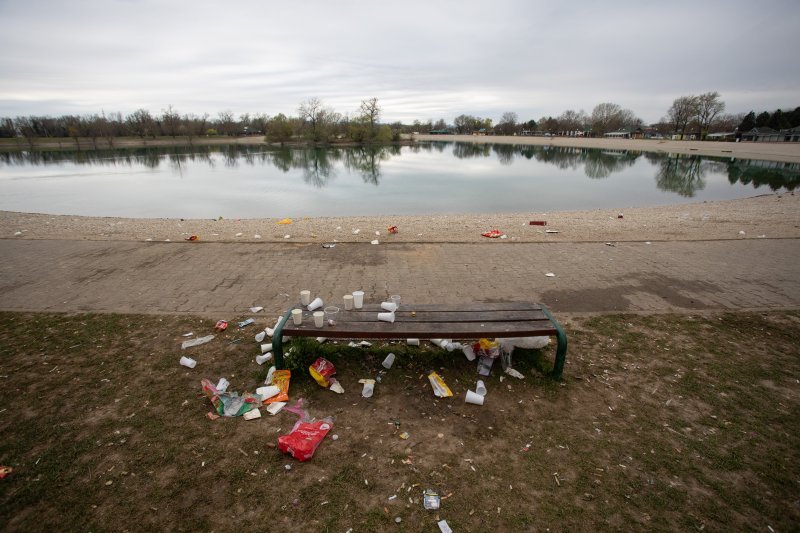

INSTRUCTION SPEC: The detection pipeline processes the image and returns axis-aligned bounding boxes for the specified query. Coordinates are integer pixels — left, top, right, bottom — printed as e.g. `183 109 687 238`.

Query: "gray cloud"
1 0 798 124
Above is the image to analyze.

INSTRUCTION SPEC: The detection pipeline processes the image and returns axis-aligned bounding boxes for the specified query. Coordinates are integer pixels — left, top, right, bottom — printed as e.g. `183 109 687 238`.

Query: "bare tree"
498 111 518 135
217 110 236 136
695 92 725 139
557 109 588 134
126 109 155 139
359 97 381 141
667 96 700 139
161 105 181 138
298 97 339 142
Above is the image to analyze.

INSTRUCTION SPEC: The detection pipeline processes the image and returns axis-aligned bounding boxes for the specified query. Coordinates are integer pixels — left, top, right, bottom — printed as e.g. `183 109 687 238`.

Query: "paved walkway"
1 239 798 318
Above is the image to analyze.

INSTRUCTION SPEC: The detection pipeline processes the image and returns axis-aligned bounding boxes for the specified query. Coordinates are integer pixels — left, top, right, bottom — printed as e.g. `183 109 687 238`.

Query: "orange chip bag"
264 370 291 404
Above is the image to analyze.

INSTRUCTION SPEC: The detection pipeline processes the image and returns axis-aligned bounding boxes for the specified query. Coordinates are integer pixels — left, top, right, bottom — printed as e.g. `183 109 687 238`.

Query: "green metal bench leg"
540 304 567 379
272 309 292 369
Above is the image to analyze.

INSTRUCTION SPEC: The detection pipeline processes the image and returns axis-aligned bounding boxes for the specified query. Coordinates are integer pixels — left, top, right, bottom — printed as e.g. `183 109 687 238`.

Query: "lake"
0 142 797 218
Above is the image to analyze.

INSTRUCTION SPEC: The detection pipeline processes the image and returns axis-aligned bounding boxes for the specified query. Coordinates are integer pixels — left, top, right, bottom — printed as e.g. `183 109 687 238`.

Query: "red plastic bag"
278 418 333 462
481 229 504 238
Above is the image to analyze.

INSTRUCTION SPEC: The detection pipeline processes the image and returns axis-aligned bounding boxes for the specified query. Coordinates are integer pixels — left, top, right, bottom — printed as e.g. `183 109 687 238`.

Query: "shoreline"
2 193 797 244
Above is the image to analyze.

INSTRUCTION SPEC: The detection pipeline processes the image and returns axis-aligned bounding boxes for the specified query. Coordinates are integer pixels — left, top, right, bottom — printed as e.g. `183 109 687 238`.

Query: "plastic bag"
278 417 334 462
201 378 261 417
181 335 215 349
309 358 336 388
264 370 291 404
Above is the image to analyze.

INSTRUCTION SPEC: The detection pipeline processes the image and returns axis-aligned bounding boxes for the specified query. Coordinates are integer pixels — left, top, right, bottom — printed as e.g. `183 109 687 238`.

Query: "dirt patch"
0 311 798 531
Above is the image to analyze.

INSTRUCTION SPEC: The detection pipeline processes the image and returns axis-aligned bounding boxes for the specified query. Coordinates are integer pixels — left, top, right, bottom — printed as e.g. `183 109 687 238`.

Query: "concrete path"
1 239 798 318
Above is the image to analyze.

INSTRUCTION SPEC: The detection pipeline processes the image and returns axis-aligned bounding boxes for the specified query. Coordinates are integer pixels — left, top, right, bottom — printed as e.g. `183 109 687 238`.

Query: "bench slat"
311 309 547 323
281 320 556 339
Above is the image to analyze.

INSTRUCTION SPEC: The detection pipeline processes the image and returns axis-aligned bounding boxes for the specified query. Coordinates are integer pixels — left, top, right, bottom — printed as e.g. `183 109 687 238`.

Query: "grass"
0 310 798 530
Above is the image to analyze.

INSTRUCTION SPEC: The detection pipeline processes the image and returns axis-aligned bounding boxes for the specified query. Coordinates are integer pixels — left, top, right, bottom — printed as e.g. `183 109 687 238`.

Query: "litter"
256 385 280 400
238 318 255 328
214 320 228 331
206 412 220 421
359 379 376 397
407 338 420 346
329 378 345 394
243 408 261 421
423 489 441 510
308 297 324 312
264 370 291 403
505 368 525 379
529 220 547 226
428 372 453 398
201 378 261 417
235 232 243 237
182 332 194 337
250 306 264 313
322 243 336 248
545 272 556 277
545 229 559 234
438 520 452 533
605 242 615 247
260 343 273 353
463 344 476 361
181 335 215 349
315 337 327 343
382 353 396 369
254 234 261 239
465 390 484 405
477 356 494 376
476 380 487 396
377 312 395 323
0 466 13 479
278 418 334 462
179 356 197 368
185 235 199 241
284 234 291 239
481 229 504 238
277 218 293 225
256 353 272 365
216 377 230 393
265 366 276 384
310 358 336 388
618 213 624 219
266 402 286 415
352 229 360 235
255 331 266 343
399 432 410 440
371 239 379 245
388 225 398 234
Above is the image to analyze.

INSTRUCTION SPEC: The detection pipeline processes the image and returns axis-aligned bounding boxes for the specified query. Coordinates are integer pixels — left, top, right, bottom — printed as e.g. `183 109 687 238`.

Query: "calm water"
0 143 797 218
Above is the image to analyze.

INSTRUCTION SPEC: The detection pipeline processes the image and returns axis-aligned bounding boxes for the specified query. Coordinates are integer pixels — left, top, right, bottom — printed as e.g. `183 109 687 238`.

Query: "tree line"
2 94 798 146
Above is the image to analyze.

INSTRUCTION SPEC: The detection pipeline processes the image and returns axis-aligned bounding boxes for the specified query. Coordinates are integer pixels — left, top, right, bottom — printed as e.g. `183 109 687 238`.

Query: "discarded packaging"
377 312 395 323
428 372 453 398
0 466 13 479
477 356 495 377
438 519 453 533
185 235 199 241
407 338 420 346
181 335 215 350
465 390 484 405
382 352 396 369
388 225 398 234
256 385 280 400
238 318 255 328
529 220 547 226
324 306 339 326
545 272 556 277
329 378 345 394
180 356 197 368
359 378 376 398
266 402 287 415
216 377 230 393
243 408 262 420
322 243 336 248
463 345 476 361
308 297 324 312
201 378 261 417
316 337 327 343
423 489 441 510
265 370 291 403
371 239 379 245
250 306 264 313
265 365 277 385
505 368 525 379
278 418 334 462
214 320 228 331
310 358 336 388
256 353 273 365
255 331 266 343
545 229 559 234
277 218 293 225
291 308 303 325
481 229 505 238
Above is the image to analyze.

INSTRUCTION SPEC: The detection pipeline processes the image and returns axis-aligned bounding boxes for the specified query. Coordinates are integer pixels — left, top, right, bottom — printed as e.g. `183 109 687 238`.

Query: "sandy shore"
2 193 797 244
414 135 800 163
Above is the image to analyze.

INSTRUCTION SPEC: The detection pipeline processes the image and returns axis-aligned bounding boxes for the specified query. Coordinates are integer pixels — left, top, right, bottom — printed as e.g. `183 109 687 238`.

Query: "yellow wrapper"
428 372 453 398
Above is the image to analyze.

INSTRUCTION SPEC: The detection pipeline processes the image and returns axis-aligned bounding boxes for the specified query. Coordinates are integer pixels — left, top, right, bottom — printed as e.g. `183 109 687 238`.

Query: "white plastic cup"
382 352 396 369
291 308 303 325
463 345 476 361
362 381 375 398
380 301 398 312
308 297 324 311
313 311 325 327
352 291 364 309
179 356 196 368
265 366 276 384
256 353 273 365
216 377 230 392
265 327 275 337
465 390 484 405
390 295 401 307
343 294 354 310
476 380 487 396
260 343 273 354
255 330 266 343
377 312 395 323
407 338 420 346
300 290 311 306
256 385 280 399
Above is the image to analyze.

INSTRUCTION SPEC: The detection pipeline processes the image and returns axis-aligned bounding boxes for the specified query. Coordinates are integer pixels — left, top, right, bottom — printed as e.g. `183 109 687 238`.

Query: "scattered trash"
476 380 487 396
284 234 291 239
266 402 286 415
201 378 261 417
428 372 453 398
477 356 494 376
254 234 261 239
179 356 197 368
243 408 262 421
407 338 420 346
617 213 624 219
308 297 324 312
13 232 22 237
371 239 380 245
256 353 272 365
0 466 13 479
399 432 410 440
235 232 243 237
529 220 547 226
500 234 508 239
352 228 360 235
462 344 476 361
545 229 559 234
214 320 228 331
284 464 292 471
216 377 230 393
310 358 336 388
315 337 327 343
382 353 396 369
260 343 273 353
250 306 264 313
238 318 255 328
359 341 372 347
206 412 220 421
381 301 398 312
255 331 266 343
265 365 276 385
481 229 505 238
423 489 441 510
278 418 334 462
277 218 293 225
329 378 345 394
388 225 398 234
465 390 484 405
256 385 280 400
265 370 291 403
645 241 652 245
181 335 215 349
604 242 615 247
545 272 556 277
322 243 336 248
438 519 453 533
359 378 376 398
505 368 525 379
331 434 339 441
738 230 746 235
181 332 194 337
377 312 395 323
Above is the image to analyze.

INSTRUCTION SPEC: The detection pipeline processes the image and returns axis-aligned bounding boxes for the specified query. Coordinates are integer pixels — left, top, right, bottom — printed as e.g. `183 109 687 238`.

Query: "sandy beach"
2 193 797 244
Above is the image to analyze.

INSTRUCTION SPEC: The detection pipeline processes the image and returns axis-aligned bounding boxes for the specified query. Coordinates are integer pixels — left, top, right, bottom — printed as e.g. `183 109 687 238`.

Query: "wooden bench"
271 302 567 379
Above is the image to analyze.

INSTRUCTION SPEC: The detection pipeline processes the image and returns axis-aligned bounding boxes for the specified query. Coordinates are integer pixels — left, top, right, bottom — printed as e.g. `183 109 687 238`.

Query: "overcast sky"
1 0 798 125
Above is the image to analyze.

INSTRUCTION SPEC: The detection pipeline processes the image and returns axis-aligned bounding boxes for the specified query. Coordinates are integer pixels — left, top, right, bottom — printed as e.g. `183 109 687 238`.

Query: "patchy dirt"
0 311 798 531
